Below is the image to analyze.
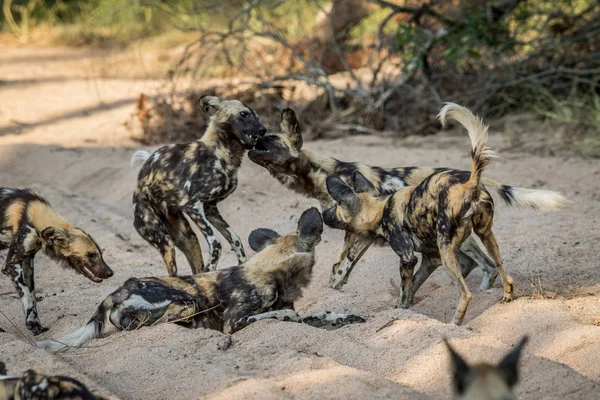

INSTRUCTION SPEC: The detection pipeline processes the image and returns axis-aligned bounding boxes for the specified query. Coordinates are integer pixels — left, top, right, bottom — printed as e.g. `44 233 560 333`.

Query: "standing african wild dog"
249 109 568 292
0 188 113 335
322 104 567 324
37 208 364 352
130 95 267 276
445 337 528 400
0 362 105 400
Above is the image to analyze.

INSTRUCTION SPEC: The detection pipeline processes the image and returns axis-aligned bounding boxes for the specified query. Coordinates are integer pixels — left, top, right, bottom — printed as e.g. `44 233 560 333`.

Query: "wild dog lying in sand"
444 337 528 400
0 188 113 335
130 96 267 276
0 361 105 400
249 109 568 292
37 208 364 352
322 104 568 324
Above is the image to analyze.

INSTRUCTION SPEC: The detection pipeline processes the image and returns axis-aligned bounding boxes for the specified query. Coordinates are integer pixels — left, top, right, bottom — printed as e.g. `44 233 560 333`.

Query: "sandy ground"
0 45 599 400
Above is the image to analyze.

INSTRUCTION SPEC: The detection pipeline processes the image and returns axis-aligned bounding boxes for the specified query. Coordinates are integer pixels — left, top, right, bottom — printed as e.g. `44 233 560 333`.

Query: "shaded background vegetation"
2 0 599 153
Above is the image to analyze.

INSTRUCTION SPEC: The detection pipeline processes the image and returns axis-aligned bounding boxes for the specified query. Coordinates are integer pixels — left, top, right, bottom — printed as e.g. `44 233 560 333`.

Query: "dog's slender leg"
409 255 441 303
204 203 246 264
2 239 46 335
439 245 472 326
330 231 354 276
396 258 419 309
301 311 365 328
478 230 514 303
329 235 373 290
186 201 222 271
460 235 498 290
133 200 178 276
164 213 205 274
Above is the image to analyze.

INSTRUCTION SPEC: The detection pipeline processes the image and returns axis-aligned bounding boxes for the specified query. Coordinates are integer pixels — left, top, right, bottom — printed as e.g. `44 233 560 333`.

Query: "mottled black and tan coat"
322 104 567 324
249 109 568 292
0 188 113 335
130 96 267 276
37 208 363 352
0 362 105 400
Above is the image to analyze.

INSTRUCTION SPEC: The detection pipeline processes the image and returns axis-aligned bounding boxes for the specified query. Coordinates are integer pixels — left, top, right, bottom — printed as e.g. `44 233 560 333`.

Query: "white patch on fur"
121 294 171 311
130 150 152 169
37 320 97 352
508 188 570 211
248 309 301 323
381 176 406 193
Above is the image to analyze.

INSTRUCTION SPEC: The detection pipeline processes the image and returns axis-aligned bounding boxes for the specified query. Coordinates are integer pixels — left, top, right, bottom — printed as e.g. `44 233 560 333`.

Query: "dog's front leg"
2 243 46 335
300 311 365 328
329 233 373 290
186 201 222 271
204 203 246 264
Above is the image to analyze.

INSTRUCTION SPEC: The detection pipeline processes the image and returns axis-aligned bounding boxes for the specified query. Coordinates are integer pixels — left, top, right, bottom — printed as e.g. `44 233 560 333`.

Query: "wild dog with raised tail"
445 337 528 400
131 96 267 276
249 109 568 293
323 104 568 325
37 208 364 352
0 188 113 335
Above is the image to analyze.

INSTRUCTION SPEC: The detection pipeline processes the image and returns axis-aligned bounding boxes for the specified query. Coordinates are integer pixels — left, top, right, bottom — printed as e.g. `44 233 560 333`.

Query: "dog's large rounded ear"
40 227 71 250
248 228 281 252
444 338 471 395
496 336 528 388
297 207 323 239
280 108 303 150
198 95 221 116
353 171 376 194
326 176 361 215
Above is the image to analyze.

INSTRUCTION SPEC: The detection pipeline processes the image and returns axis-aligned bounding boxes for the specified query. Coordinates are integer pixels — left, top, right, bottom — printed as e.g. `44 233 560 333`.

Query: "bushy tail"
130 150 151 170
36 296 116 353
480 177 569 211
438 103 498 196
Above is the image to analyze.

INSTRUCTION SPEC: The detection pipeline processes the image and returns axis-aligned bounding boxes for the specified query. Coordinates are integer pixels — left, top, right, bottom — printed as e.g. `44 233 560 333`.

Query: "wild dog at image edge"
322 104 568 324
130 95 266 276
0 188 113 335
248 108 568 293
37 208 364 352
0 361 105 400
445 337 528 400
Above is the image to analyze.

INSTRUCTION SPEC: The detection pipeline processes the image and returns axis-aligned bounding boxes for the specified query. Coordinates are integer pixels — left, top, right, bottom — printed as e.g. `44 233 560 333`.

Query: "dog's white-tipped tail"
480 178 570 211
36 296 115 352
36 320 98 353
438 103 498 192
130 150 152 169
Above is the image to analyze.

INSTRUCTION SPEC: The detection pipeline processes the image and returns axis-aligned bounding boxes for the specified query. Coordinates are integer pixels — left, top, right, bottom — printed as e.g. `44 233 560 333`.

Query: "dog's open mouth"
81 266 103 283
252 141 270 154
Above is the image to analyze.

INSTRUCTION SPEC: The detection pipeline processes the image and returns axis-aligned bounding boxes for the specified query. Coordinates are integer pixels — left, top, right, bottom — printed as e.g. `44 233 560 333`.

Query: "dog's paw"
27 322 49 336
501 293 513 303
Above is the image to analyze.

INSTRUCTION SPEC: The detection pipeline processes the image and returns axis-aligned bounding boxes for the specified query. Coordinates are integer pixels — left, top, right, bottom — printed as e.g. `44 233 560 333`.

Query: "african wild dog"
37 208 364 352
0 362 105 400
249 109 568 292
0 188 113 335
130 95 267 276
322 104 567 324
445 337 528 400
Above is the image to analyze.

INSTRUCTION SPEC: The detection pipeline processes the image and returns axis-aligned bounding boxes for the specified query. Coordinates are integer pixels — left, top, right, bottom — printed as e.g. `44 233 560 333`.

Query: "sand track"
0 46 599 399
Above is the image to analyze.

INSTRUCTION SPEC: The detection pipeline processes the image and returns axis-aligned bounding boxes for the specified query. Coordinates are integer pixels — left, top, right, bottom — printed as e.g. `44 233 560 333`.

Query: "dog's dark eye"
87 252 99 262
240 111 249 118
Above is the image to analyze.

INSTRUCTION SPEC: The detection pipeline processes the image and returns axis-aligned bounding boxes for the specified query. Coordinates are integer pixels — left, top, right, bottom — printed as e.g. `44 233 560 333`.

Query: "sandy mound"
0 46 599 399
